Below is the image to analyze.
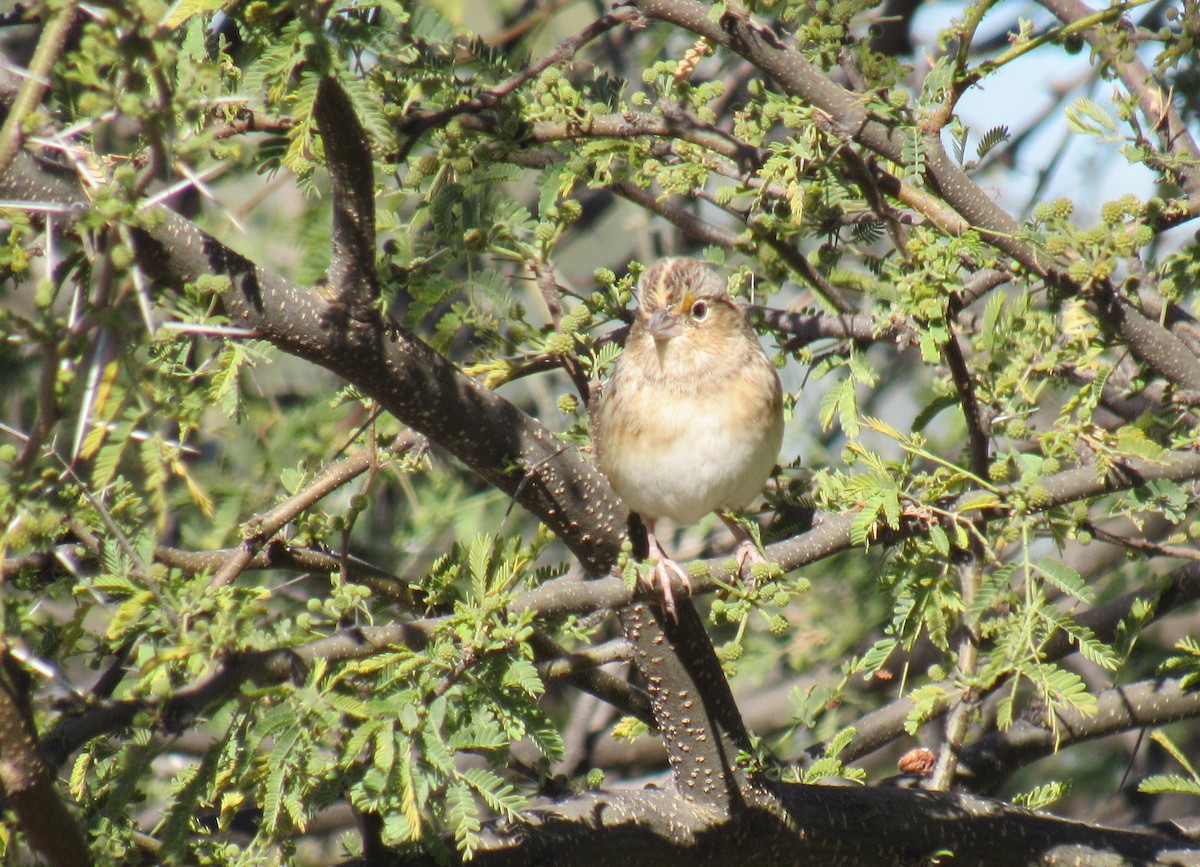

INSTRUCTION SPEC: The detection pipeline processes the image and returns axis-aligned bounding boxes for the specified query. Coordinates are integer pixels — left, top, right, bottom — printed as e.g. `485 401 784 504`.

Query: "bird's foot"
720 513 772 587
648 557 692 621
732 537 769 577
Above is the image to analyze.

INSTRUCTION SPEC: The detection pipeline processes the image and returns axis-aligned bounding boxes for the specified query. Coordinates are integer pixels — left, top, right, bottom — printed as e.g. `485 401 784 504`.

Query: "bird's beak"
648 308 682 343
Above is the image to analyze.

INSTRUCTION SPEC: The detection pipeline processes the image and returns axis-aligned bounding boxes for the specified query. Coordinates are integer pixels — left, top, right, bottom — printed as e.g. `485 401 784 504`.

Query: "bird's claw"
732 538 769 586
648 557 692 621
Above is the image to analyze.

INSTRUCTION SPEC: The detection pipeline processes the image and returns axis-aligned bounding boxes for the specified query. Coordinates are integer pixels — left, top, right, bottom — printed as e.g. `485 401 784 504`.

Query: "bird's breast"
597 361 783 525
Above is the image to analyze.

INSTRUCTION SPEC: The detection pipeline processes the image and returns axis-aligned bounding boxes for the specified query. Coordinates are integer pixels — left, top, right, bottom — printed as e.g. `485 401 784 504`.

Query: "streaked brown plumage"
595 258 784 616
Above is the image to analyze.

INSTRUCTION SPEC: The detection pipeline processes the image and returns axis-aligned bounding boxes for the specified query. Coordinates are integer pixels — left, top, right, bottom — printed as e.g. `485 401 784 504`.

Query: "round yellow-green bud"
560 199 583 222
534 222 557 244
1033 202 1056 223
1075 529 1093 545
768 614 788 636
722 641 743 661
559 308 592 336
988 458 1011 482
34 280 55 307
1067 259 1093 284
1189 521 1200 539
462 228 487 250
111 244 134 270
1041 457 1060 475
546 332 574 355
1045 235 1069 255
78 92 105 118
1051 197 1074 219
558 393 579 414
1006 418 1030 439
1101 200 1125 224
1026 484 1052 507
594 267 616 287
246 0 270 23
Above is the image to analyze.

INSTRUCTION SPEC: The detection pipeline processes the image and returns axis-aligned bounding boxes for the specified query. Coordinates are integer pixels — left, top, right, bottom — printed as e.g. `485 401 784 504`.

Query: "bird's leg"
643 518 691 620
719 512 770 584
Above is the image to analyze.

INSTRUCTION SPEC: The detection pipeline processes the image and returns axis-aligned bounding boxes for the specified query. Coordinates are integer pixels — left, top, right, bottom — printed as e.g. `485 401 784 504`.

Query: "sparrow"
595 257 785 617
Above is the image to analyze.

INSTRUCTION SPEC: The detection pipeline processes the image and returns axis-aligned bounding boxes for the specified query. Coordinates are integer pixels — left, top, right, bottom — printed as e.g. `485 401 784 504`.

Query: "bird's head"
633 258 748 363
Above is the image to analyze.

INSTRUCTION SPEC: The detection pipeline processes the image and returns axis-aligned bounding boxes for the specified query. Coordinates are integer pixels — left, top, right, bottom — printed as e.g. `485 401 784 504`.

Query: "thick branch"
0 653 89 867
816 562 1200 765
372 778 1200 866
314 76 379 311
960 677 1200 791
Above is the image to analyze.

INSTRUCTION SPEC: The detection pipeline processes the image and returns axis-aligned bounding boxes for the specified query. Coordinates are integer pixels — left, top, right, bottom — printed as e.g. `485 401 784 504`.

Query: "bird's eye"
690 300 708 320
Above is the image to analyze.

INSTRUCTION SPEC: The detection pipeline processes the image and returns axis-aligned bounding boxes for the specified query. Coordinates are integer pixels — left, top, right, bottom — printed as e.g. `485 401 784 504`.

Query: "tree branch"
314 76 380 312
0 651 89 867
960 677 1200 791
1037 0 1200 203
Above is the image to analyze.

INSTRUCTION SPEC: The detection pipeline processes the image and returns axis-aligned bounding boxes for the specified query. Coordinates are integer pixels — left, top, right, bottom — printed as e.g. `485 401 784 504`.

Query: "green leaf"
1012 780 1069 810
904 683 952 734
976 125 1010 160
1065 97 1120 139
851 637 896 676
818 378 860 437
1138 774 1200 797
461 766 525 820
446 781 481 856
1150 729 1200 781
1035 560 1092 604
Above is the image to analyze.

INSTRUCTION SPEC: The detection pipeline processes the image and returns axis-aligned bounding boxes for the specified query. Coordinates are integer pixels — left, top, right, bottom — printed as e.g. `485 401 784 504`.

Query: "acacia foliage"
2 0 1200 863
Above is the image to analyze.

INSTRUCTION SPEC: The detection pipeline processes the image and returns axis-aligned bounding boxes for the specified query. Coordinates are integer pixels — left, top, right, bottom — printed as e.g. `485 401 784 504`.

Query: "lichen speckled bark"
346 781 1200 866
620 602 764 809
0 654 90 867
313 76 380 313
